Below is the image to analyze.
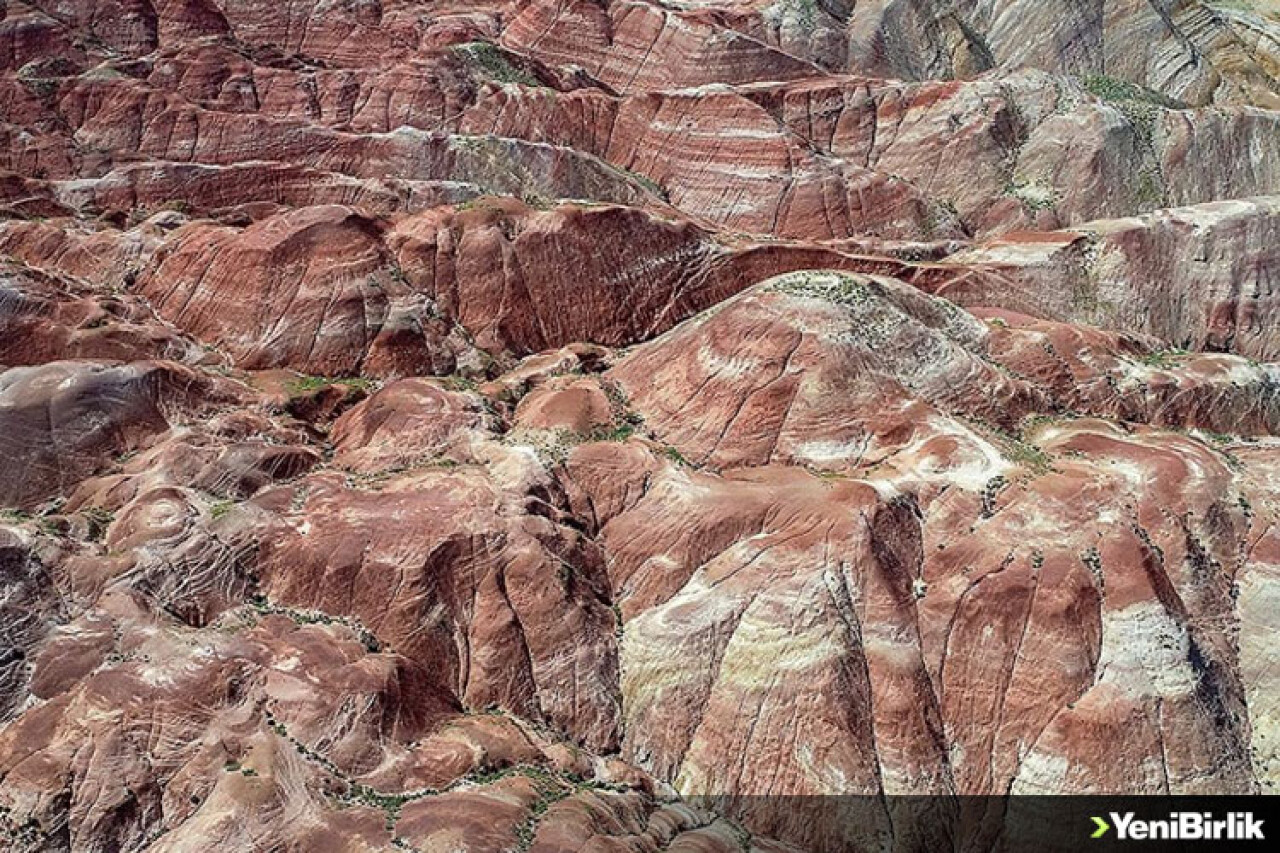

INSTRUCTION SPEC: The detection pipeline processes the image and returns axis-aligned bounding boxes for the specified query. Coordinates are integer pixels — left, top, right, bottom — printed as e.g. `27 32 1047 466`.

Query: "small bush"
661 446 689 466
592 423 637 442
286 375 373 395
454 42 541 87
1081 75 1185 110
1138 348 1188 369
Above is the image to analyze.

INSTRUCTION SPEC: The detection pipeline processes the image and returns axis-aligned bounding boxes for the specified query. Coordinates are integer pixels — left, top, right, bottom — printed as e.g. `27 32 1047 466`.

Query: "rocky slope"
1 1 1279 852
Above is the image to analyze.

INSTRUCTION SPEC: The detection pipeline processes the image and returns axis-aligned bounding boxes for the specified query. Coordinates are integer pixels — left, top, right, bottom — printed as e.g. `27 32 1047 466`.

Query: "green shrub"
1081 74 1185 109
454 42 541 87
661 446 689 466
286 375 374 395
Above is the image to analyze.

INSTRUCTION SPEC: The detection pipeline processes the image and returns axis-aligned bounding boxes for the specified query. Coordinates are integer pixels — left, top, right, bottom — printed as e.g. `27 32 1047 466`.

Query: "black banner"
678 795 1280 852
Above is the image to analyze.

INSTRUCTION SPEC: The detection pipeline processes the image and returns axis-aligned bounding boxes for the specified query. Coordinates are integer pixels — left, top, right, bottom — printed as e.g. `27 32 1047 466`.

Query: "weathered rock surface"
566 272 1279 847
626 0 1280 108
2 0 1280 851
1 260 202 366
841 0 1280 108
0 359 234 510
128 197 928 370
5 0 1279 242
463 67 1280 238
935 197 1280 360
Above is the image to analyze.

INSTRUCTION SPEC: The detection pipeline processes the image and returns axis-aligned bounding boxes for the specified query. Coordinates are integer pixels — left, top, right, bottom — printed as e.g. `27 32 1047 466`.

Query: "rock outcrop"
2 1 1279 851
934 197 1280 360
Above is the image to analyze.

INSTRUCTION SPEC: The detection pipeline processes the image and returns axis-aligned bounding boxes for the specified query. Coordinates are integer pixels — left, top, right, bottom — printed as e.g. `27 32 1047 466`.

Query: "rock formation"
1 1 1279 851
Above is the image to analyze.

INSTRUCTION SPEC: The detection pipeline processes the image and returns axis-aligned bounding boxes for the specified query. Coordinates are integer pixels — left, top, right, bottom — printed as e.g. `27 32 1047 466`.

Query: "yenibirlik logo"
1090 812 1265 841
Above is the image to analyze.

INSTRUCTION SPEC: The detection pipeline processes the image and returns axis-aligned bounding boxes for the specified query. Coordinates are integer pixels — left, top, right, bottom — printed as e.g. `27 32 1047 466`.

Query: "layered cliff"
2 2 1279 852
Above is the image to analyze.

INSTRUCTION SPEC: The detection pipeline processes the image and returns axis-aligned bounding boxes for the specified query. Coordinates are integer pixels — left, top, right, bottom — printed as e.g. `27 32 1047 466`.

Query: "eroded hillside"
1 2 1279 852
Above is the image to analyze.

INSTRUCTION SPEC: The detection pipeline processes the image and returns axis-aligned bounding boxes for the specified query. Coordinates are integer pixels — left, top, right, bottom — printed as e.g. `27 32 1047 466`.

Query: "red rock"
0 601 663 851
332 378 490 472
501 0 821 94
462 67 1280 239
0 525 63 719
133 196 932 372
0 359 234 509
974 307 1280 435
252 464 622 751
0 259 203 366
387 199 925 355
935 197 1280 360
514 376 615 434
2 1 1280 849
138 205 473 376
611 271 1048 471
0 217 168 288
